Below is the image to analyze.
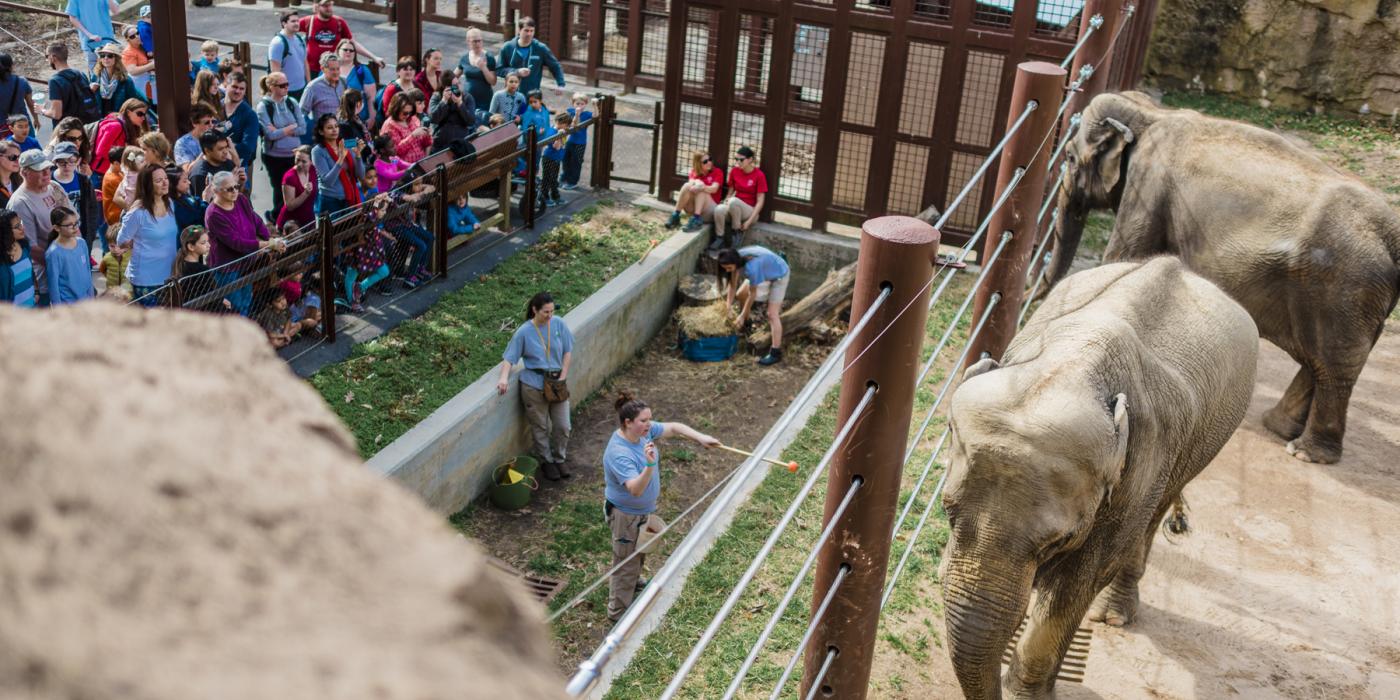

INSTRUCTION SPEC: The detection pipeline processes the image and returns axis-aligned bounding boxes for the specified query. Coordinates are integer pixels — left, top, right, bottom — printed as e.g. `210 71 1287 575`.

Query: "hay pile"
677 300 737 338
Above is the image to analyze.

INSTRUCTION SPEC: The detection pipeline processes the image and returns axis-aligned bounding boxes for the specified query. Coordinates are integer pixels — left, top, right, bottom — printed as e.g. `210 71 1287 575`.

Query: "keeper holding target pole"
718 245 791 366
603 391 719 622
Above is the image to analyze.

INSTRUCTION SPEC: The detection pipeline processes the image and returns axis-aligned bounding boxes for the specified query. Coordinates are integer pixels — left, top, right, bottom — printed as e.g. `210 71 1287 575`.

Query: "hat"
735 145 756 160
18 149 54 171
139 4 150 17
97 42 123 57
51 142 80 160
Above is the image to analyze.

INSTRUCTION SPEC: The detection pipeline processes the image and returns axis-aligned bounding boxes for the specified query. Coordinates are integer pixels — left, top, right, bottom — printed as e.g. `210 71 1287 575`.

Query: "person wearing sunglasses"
666 150 723 232
257 72 306 218
91 98 151 188
456 28 497 124
121 25 155 103
91 43 146 115
712 145 767 249
0 141 20 209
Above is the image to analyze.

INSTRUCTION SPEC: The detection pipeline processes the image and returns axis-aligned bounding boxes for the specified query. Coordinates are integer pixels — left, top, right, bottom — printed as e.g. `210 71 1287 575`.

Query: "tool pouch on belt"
542 370 570 403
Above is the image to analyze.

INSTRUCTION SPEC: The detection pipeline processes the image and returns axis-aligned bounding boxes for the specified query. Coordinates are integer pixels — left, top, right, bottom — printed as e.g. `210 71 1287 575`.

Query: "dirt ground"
460 320 825 671
888 320 1400 699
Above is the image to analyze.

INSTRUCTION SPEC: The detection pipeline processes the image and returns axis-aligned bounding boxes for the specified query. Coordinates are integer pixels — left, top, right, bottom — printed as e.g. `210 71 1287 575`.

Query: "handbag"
542 371 570 403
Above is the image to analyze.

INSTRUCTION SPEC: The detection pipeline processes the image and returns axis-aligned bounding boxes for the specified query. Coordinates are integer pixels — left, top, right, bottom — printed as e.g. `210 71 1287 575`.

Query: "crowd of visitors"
1 4 600 352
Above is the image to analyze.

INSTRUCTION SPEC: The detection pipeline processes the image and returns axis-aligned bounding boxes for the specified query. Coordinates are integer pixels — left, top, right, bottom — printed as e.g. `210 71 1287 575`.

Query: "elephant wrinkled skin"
940 259 1258 700
1046 91 1400 464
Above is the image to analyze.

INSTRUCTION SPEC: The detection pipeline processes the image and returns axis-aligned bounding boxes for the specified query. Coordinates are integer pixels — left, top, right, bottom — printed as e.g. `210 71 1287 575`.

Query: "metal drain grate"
1000 618 1093 683
487 556 568 606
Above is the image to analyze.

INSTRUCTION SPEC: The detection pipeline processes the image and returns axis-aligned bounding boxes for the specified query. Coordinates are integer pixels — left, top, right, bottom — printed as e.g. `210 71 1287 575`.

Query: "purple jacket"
205 194 270 268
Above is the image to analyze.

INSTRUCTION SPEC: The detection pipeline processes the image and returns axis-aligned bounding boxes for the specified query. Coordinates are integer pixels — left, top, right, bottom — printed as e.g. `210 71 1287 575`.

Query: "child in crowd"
113 147 145 213
372 181 434 287
44 207 95 305
361 166 379 198
562 93 593 190
136 5 154 54
98 227 130 292
540 111 569 206
370 135 412 193
489 73 525 125
447 195 480 237
280 268 322 336
338 199 398 312
168 225 231 312
190 40 222 83
520 89 550 139
257 288 296 348
5 114 40 153
100 145 127 231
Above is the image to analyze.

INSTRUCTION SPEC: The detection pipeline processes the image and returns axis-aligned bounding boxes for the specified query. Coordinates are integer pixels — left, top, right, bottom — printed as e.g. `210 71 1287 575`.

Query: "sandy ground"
899 320 1400 699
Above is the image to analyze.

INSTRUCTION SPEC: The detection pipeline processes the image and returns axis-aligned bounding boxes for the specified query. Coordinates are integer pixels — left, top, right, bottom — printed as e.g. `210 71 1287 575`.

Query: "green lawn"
309 204 666 456
604 273 976 699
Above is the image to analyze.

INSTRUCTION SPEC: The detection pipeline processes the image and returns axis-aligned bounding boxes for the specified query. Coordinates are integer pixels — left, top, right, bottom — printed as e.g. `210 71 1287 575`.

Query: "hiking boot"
757 347 783 366
556 461 573 478
682 215 704 232
665 211 682 229
634 577 649 593
541 461 562 481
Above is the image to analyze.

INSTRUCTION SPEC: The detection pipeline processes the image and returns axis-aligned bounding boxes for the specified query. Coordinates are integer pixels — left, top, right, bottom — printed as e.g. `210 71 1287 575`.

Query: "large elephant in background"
940 258 1258 699
1044 91 1400 464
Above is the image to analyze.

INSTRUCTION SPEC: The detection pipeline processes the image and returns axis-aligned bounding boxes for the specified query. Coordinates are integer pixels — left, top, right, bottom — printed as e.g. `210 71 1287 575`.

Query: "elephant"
939 258 1258 700
1044 91 1400 464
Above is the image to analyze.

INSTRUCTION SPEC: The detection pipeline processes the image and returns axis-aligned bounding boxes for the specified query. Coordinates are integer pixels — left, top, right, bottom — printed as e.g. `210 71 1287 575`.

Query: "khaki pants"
679 182 718 221
520 383 571 463
712 197 755 245
607 505 649 620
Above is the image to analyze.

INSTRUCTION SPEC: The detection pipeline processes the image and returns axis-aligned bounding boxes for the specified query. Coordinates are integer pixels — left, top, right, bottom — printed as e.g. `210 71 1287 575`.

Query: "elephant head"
1043 91 1165 291
939 358 1130 698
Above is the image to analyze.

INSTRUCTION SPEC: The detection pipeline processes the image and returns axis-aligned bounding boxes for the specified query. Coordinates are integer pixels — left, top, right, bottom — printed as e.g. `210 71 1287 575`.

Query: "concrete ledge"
366 229 707 514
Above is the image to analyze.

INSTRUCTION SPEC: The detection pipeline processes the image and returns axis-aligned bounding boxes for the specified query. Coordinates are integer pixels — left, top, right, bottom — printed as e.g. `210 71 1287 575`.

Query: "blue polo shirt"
604 422 666 515
738 245 789 286
502 315 574 390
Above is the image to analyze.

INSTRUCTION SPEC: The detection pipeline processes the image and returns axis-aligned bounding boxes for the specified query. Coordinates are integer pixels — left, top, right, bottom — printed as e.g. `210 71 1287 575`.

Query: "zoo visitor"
602 391 719 621
719 245 790 366
497 292 575 482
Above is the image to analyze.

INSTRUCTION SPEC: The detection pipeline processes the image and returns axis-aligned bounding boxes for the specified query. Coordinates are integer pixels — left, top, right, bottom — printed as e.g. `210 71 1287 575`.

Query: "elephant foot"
1262 406 1305 441
1088 583 1139 627
1285 435 1342 464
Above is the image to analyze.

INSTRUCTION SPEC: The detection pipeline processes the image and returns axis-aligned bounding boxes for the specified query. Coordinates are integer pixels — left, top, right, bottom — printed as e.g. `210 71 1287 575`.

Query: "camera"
450 84 462 96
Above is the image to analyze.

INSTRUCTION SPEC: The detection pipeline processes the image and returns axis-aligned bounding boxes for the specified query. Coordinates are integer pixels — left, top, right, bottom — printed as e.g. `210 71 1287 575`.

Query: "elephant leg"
1005 575 1097 698
1088 508 1165 627
1287 369 1357 464
1263 365 1313 441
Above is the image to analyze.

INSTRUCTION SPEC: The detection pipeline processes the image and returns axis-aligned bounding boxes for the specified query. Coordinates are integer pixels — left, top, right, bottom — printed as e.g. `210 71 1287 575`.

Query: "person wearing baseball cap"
6 149 75 301
50 141 99 249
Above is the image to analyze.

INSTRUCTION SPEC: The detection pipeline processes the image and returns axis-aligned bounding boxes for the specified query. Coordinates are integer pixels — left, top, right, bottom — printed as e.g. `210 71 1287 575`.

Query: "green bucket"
511 455 540 479
489 459 539 511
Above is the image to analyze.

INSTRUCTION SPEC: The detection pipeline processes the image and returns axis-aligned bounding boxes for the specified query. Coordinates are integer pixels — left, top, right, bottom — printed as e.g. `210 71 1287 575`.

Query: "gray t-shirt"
6 182 73 250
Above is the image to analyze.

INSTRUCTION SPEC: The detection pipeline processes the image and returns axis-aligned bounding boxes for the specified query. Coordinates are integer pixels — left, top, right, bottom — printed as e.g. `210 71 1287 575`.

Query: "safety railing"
557 3 1143 698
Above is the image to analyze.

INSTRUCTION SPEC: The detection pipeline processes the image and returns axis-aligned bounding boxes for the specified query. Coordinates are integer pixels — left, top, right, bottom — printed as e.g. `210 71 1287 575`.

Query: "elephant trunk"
942 540 1036 700
1043 187 1086 293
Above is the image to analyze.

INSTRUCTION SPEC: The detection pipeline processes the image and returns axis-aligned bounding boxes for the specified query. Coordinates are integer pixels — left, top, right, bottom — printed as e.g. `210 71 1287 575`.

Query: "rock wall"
0 304 565 700
1145 0 1400 115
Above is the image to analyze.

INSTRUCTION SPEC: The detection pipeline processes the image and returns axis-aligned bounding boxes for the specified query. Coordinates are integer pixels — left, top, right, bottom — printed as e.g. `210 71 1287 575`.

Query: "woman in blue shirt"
116 164 179 306
601 391 718 621
718 245 791 366
0 210 36 306
496 292 576 481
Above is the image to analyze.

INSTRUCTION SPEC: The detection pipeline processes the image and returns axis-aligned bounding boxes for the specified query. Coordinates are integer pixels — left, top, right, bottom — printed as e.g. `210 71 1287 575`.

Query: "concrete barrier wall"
367 230 707 514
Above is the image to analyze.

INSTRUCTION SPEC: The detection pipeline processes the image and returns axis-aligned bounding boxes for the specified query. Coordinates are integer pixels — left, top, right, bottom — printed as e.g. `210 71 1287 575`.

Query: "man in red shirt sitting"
713 145 766 249
299 0 384 79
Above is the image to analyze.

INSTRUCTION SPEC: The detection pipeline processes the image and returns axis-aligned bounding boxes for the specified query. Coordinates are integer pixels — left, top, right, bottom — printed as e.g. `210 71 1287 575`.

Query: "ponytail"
614 391 648 427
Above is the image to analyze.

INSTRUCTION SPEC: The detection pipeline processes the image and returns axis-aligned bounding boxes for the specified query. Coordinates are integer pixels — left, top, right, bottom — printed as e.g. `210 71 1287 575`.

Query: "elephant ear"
1104 393 1130 497
1091 118 1134 195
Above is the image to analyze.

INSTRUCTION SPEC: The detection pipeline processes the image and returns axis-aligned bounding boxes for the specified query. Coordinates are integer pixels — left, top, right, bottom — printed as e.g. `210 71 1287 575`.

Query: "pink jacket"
379 116 431 164
374 156 413 193
92 117 129 174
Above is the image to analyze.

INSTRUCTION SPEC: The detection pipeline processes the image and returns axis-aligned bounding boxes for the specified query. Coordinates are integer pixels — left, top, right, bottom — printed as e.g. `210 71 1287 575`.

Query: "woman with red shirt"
666 150 723 232
413 48 446 98
712 145 766 249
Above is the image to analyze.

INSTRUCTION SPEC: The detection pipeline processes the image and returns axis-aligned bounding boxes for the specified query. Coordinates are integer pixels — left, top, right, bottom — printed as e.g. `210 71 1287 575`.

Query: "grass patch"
1162 92 1400 145
309 204 667 456
603 274 975 699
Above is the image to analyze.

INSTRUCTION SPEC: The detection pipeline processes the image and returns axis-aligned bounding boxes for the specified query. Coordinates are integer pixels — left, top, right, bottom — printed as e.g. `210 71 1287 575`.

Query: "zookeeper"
719 245 791 366
603 391 719 621
497 291 574 482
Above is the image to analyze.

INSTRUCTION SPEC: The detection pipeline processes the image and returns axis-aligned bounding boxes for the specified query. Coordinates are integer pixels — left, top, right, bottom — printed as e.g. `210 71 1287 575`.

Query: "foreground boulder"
0 304 564 700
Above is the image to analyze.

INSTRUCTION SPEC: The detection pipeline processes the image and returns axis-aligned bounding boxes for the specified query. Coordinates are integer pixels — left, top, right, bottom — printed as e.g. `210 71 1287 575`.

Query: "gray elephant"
940 258 1257 699
1044 91 1400 464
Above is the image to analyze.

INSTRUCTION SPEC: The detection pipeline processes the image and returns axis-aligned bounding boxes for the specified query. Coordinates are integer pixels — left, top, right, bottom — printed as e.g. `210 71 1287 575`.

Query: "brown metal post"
524 126 539 228
1062 0 1124 134
319 215 337 342
235 41 252 71
590 94 614 190
397 0 422 69
433 164 449 277
968 62 1066 362
150 0 191 139
801 216 940 700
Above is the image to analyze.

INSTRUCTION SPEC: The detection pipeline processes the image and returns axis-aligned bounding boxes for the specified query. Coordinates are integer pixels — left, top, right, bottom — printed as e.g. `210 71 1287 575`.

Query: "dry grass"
677 300 737 338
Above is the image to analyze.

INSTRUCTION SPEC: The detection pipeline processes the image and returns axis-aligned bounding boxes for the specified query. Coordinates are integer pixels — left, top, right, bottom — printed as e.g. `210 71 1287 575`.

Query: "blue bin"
681 333 739 362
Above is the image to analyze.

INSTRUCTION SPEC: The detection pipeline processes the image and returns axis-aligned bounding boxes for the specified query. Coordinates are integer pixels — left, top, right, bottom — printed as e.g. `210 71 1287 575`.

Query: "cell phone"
344 137 358 149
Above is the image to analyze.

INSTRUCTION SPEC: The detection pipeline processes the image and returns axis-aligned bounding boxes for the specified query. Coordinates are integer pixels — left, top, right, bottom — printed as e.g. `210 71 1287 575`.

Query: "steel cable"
933 100 1038 232
564 289 891 697
769 564 852 700
1058 14 1104 70
656 385 878 700
804 648 840 700
722 479 864 700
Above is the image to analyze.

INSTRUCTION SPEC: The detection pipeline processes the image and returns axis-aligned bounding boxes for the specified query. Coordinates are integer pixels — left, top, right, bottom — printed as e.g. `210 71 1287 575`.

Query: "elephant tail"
1162 496 1191 538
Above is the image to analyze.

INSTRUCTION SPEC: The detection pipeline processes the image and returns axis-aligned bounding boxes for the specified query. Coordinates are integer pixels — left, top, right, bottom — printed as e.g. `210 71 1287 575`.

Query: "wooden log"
749 261 858 349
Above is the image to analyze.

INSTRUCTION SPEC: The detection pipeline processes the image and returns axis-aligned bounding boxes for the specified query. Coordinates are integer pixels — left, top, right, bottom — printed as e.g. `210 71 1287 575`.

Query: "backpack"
84 114 122 152
270 32 305 66
54 69 103 124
